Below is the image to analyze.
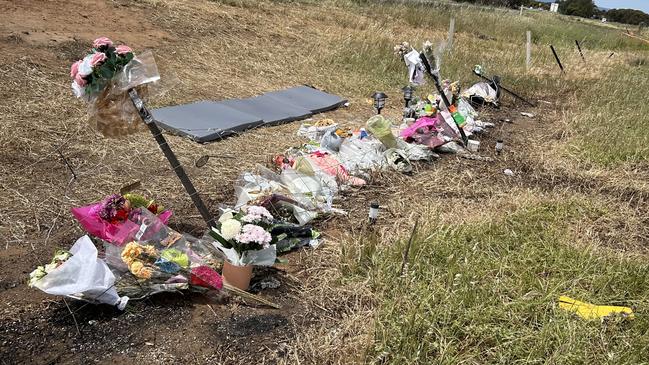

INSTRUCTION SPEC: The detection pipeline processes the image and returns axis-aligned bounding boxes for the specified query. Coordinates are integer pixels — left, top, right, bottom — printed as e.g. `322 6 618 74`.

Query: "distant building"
550 3 559 13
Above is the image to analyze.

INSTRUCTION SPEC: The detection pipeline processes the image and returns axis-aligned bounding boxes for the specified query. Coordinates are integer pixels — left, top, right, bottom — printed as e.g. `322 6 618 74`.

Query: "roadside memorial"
30 36 518 310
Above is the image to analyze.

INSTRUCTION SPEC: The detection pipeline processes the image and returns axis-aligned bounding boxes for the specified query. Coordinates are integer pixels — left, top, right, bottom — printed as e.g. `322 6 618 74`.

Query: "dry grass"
2 0 649 363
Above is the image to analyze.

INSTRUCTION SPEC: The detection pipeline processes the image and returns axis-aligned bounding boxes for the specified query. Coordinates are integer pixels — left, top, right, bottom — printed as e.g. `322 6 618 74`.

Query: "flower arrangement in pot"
208 206 278 290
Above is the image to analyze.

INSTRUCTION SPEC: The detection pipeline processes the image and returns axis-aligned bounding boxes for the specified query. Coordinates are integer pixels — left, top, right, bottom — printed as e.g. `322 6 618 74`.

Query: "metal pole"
550 45 564 73
419 53 468 146
447 18 455 51
575 40 586 62
472 70 536 107
526 31 532 70
128 89 216 228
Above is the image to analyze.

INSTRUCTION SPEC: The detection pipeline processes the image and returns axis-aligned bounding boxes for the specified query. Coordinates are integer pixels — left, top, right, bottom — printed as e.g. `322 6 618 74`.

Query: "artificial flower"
115 45 132 55
90 52 107 67
220 219 242 241
74 73 87 87
92 37 113 49
70 60 81 78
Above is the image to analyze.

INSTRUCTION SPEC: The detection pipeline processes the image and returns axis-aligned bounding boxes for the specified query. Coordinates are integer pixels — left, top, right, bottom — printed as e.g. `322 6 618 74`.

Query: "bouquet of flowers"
70 36 160 137
393 41 412 57
29 250 72 288
209 206 278 267
28 236 128 309
71 193 172 246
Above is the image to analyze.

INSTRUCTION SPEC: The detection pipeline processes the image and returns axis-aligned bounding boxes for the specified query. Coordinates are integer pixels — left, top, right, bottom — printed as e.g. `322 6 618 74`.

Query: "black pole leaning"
419 53 469 146
128 89 217 228
549 45 564 73
472 71 536 107
575 40 586 62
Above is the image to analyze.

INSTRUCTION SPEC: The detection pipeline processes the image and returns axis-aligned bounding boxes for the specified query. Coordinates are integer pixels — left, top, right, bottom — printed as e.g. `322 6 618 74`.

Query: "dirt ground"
2 1 647 364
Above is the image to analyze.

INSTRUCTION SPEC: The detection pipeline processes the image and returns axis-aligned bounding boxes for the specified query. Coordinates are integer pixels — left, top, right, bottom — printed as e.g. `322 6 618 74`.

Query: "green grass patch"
346 201 649 364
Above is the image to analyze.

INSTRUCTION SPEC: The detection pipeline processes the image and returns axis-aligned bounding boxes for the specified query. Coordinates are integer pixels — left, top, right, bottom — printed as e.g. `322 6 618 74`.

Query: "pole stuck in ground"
575 40 586 62
447 18 456 51
128 89 217 228
549 45 564 73
526 31 532 70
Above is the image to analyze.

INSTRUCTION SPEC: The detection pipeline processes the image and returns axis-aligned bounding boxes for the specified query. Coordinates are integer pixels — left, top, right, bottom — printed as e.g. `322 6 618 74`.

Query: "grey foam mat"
265 85 347 114
152 101 263 143
151 86 345 143
220 94 312 125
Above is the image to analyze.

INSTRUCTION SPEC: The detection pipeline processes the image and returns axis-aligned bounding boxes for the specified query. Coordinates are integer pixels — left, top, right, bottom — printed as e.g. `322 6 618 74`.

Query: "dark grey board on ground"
220 94 313 126
151 86 345 143
266 85 347 114
152 101 264 143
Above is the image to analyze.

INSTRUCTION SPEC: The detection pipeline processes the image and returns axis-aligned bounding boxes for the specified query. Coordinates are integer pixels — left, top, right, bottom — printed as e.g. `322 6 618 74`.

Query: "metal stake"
550 45 564 73
128 89 216 228
575 40 586 62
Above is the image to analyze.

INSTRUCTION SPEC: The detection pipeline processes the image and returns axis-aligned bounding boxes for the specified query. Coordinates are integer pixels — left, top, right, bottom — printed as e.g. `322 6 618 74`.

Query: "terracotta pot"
222 262 253 290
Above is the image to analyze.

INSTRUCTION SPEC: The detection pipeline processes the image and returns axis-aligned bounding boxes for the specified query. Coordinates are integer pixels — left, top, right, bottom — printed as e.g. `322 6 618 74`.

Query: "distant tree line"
606 8 649 26
449 0 649 26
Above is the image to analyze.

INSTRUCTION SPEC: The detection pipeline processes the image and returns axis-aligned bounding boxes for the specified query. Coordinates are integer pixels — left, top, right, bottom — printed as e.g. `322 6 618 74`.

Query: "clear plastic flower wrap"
70 37 161 137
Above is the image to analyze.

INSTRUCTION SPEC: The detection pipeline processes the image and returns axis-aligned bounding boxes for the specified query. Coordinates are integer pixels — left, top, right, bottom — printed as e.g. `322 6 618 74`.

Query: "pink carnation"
115 45 132 55
90 52 107 67
70 60 81 78
235 224 272 248
92 37 113 49
74 73 87 87
241 205 273 223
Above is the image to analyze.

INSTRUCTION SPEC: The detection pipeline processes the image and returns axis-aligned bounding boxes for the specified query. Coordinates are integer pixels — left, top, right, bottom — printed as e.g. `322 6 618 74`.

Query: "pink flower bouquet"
71 193 172 246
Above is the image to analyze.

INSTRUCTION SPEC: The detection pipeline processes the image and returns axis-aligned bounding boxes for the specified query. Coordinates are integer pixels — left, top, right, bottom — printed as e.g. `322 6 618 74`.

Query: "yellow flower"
121 241 143 265
128 260 153 280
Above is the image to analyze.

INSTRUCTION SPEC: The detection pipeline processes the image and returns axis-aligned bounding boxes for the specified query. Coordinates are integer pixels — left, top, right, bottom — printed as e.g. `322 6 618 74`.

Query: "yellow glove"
558 296 634 320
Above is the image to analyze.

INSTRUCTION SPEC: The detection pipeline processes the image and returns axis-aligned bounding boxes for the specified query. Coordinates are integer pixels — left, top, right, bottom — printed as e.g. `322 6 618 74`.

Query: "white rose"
78 54 94 76
71 81 85 98
220 219 242 241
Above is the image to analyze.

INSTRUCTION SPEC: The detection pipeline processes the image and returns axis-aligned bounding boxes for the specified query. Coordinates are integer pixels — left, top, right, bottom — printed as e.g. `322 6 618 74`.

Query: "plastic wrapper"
234 166 323 225
70 201 172 246
88 51 161 138
384 148 412 173
103 209 224 300
400 116 447 148
297 120 338 141
337 136 385 173
320 130 343 152
366 115 398 149
33 235 128 309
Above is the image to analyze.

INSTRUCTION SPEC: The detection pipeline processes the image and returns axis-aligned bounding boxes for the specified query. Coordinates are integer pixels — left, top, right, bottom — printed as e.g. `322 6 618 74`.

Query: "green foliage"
353 201 649 364
559 0 596 18
606 8 649 26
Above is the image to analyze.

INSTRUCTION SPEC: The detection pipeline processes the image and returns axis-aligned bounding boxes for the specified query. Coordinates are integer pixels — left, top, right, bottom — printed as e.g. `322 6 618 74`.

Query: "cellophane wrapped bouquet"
70 193 172 246
70 36 160 137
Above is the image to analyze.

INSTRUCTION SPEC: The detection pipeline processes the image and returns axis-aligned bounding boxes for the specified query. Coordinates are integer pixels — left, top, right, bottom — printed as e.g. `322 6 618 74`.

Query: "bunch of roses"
70 37 134 99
